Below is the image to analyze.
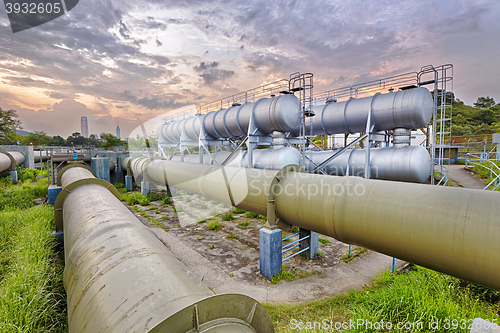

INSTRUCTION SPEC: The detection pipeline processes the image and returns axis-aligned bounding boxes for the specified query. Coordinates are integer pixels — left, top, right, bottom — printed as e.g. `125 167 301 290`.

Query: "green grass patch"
232 207 246 214
0 178 47 210
208 218 221 231
245 211 259 218
222 212 235 221
237 222 251 228
121 192 150 206
264 266 500 332
0 205 67 332
227 233 238 239
271 269 295 284
319 238 330 244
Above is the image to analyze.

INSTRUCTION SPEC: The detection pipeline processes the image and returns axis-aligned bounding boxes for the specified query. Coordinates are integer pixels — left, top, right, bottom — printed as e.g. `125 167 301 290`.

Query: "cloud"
193 61 235 85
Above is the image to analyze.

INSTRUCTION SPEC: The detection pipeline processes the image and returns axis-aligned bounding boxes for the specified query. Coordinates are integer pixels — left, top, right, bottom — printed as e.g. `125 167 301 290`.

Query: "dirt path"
446 164 486 190
129 194 406 303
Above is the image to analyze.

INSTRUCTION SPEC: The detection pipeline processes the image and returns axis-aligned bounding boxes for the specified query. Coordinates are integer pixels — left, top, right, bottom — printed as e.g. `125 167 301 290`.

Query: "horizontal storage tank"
309 87 433 135
304 145 431 183
171 147 302 170
159 94 301 143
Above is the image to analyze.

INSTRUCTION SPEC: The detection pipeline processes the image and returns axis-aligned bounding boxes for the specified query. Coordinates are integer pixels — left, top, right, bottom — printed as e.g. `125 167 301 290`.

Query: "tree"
100 133 122 148
0 107 22 144
20 130 51 146
49 135 66 146
66 132 89 146
473 97 496 109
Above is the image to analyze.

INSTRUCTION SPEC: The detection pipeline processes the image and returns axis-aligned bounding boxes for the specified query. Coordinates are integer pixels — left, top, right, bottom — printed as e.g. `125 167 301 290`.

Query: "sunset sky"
0 0 499 139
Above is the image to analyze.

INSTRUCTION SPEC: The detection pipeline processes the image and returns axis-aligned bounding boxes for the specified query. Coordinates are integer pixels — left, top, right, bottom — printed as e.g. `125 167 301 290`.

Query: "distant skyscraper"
81 116 89 138
116 124 121 139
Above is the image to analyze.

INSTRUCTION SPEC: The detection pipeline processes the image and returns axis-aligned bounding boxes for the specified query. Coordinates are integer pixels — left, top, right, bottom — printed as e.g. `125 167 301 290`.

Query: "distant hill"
16 129 30 136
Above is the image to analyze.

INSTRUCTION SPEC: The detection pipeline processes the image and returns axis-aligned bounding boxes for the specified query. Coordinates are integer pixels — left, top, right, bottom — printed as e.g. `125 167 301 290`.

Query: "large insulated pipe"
58 167 274 333
159 94 301 143
304 145 431 183
144 160 500 291
310 87 433 134
0 151 25 172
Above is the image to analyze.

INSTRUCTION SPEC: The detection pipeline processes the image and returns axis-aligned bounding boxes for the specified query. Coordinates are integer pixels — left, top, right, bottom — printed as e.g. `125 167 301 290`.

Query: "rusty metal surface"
60 167 274 333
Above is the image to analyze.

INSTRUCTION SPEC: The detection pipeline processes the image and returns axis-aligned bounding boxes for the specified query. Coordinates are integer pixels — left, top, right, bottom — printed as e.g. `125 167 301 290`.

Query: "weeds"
237 222 251 228
232 207 246 214
222 212 235 221
208 218 221 231
319 238 330 244
245 211 259 218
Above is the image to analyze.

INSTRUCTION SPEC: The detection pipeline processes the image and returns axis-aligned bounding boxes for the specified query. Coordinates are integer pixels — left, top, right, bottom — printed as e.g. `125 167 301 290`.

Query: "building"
116 124 121 139
81 116 89 138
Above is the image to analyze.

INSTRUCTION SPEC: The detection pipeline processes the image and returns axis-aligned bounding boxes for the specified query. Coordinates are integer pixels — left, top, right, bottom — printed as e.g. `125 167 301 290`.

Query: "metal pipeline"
0 151 25 172
58 167 273 333
144 160 500 291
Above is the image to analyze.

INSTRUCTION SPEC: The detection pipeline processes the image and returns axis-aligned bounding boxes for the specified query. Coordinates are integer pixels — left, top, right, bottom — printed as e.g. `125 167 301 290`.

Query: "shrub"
245 211 259 218
18 168 40 182
222 212 235 221
114 182 125 189
208 218 221 231
161 197 172 206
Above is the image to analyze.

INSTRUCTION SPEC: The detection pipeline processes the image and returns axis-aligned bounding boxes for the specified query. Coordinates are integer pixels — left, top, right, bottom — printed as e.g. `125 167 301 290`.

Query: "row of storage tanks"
157 87 435 183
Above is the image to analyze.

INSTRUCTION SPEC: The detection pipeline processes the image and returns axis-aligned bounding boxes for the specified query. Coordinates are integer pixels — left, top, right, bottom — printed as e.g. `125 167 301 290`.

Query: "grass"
200 203 208 210
264 266 500 333
208 218 221 231
0 177 48 210
237 221 251 228
342 247 368 263
232 207 246 214
319 238 330 244
271 269 296 284
227 233 238 239
222 212 235 221
0 205 67 332
245 211 259 218
121 192 150 206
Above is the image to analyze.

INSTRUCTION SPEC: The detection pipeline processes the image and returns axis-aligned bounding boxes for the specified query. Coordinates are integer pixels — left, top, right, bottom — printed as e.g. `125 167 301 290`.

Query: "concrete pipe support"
144 160 500 291
57 167 274 333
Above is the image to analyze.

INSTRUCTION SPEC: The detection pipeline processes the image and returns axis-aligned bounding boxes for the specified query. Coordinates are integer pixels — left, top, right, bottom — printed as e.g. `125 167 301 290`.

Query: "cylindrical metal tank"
59 167 274 333
109 160 116 172
173 147 302 170
159 94 301 143
304 145 431 183
310 87 433 135
142 160 500 291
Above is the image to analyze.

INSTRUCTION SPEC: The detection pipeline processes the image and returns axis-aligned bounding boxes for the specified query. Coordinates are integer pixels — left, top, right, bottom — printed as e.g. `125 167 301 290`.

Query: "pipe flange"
148 293 274 333
54 177 120 232
56 162 95 186
0 150 17 171
266 164 305 230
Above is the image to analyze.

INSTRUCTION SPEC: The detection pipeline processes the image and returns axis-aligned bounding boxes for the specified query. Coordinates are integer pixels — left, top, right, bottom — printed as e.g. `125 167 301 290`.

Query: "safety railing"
465 153 500 191
282 232 310 262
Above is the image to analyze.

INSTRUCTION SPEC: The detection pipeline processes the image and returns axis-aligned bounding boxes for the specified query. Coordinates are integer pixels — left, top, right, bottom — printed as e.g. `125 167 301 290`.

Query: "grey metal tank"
310 87 433 135
160 94 301 143
304 145 431 183
172 147 302 170
0 151 25 173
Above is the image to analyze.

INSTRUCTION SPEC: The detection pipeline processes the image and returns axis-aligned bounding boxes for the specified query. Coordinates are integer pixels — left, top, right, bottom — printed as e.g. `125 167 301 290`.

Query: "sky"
0 0 499 139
